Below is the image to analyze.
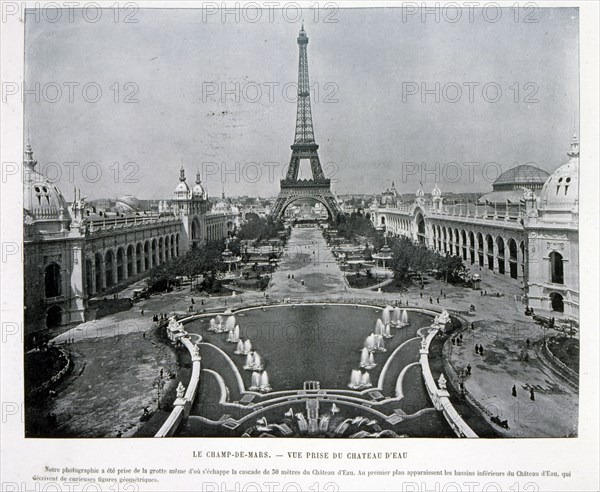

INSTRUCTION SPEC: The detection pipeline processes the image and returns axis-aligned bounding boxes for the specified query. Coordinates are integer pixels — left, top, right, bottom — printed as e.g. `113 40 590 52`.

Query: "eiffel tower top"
293 23 316 145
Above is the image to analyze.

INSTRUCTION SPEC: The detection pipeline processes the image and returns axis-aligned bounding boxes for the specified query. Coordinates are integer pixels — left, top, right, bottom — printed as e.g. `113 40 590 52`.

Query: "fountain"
259 371 271 392
401 309 409 326
374 319 385 336
392 307 401 326
227 325 240 343
382 306 393 325
225 315 236 332
250 371 261 391
364 334 376 352
360 371 372 388
360 347 377 369
234 340 244 354
348 369 362 389
359 347 369 368
383 323 393 339
243 339 252 355
374 334 386 352
208 318 217 332
253 352 264 371
244 352 255 370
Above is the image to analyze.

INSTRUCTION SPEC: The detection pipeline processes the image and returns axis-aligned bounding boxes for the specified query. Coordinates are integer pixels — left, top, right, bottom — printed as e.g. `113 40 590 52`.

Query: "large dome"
23 143 68 218
115 195 145 212
493 164 550 189
539 135 579 210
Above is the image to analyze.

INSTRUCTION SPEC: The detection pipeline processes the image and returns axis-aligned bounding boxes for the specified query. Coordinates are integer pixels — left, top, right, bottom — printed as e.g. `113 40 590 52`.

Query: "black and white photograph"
1 1 598 491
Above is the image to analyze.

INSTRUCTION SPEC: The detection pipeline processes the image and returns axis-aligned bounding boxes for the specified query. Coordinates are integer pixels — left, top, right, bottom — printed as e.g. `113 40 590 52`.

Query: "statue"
192 343 201 358
437 374 447 390
176 382 186 399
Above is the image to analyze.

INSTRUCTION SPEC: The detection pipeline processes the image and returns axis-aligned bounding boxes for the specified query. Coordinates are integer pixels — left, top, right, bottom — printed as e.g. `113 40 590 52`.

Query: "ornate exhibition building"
23 142 237 332
369 136 580 320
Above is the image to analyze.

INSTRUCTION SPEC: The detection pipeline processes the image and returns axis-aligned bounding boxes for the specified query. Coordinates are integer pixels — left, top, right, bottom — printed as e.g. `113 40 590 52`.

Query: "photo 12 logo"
1 2 140 24
401 82 539 104
2 82 139 104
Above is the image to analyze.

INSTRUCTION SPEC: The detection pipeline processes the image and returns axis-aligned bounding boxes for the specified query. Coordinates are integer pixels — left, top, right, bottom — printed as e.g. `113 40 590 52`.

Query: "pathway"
268 227 347 297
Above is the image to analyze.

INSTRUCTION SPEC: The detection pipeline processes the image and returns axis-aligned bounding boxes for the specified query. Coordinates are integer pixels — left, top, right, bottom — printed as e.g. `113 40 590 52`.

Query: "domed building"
23 141 70 235
524 135 579 318
23 141 236 335
23 141 87 330
379 181 402 208
114 195 146 213
478 164 550 211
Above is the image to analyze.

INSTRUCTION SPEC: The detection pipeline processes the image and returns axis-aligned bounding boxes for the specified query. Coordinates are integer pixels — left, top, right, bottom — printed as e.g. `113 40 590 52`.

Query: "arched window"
550 251 564 284
136 243 143 273
45 263 61 298
85 258 93 294
46 305 63 328
550 292 564 313
95 253 103 292
116 248 125 282
105 250 115 287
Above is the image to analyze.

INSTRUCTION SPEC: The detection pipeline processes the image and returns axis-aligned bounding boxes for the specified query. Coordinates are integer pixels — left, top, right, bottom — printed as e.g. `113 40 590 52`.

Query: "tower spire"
24 130 36 170
567 132 579 158
294 23 315 144
179 166 186 181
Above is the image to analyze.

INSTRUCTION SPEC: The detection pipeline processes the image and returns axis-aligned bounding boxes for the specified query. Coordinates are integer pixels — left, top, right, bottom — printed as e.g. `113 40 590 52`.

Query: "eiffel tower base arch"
271 180 342 221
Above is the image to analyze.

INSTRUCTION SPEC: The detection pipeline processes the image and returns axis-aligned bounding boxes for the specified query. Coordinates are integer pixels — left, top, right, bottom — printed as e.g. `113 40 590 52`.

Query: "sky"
25 7 579 200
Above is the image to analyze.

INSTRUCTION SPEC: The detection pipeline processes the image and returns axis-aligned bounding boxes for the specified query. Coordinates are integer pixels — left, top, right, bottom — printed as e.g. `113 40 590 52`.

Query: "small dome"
174 181 190 193
539 135 579 209
432 185 442 197
192 171 205 198
416 187 424 198
173 167 190 199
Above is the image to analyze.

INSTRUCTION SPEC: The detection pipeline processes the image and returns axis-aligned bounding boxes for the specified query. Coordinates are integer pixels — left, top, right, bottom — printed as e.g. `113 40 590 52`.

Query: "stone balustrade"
419 328 478 438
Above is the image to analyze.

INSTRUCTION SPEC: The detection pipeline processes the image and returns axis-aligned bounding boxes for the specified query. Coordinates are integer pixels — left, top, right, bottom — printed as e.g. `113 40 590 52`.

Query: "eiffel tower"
271 24 343 220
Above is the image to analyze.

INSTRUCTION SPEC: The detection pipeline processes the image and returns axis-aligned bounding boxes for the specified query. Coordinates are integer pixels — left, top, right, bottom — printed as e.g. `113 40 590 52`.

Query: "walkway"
268 227 347 297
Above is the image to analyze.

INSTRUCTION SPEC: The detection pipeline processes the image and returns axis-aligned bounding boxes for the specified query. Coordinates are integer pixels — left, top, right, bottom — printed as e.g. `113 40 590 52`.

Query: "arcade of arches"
84 233 181 296
382 214 527 281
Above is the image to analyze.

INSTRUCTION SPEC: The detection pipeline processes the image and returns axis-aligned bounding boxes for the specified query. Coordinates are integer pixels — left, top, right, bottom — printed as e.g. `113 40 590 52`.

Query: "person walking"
530 388 535 401
466 363 472 375
512 385 517 397
475 343 479 353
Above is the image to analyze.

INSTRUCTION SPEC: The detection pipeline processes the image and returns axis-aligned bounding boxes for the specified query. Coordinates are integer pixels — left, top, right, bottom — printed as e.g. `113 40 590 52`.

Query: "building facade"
23 144 236 333
369 137 580 320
